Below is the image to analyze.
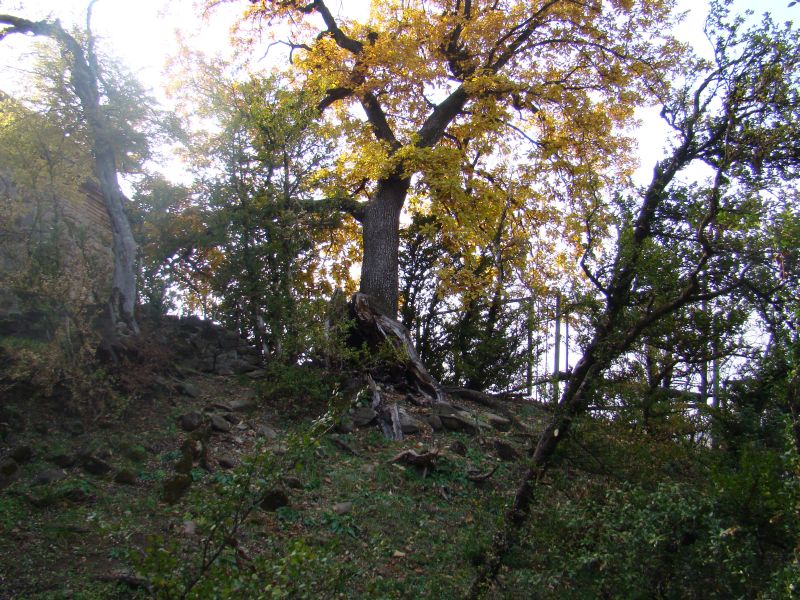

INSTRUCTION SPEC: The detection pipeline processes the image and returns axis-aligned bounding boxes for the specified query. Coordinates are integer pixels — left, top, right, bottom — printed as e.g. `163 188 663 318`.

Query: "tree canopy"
227 0 685 315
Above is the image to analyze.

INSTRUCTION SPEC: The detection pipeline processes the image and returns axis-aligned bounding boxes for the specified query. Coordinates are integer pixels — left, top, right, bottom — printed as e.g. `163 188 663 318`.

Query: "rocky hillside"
0 314 555 599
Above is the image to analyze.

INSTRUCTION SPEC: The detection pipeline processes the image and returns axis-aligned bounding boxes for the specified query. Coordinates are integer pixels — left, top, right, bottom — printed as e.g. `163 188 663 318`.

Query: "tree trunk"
0 14 139 332
94 141 138 332
350 293 445 405
359 174 410 317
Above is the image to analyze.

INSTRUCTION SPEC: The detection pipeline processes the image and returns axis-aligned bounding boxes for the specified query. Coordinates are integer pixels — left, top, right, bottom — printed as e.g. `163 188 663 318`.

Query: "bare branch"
360 91 399 148
310 0 363 54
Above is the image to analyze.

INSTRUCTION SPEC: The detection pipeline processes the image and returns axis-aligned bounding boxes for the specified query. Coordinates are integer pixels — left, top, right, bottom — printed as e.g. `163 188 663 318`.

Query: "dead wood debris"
466 465 499 482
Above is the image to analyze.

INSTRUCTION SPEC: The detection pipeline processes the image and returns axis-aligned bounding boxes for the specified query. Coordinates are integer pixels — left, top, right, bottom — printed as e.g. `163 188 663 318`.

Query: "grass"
0 369 544 599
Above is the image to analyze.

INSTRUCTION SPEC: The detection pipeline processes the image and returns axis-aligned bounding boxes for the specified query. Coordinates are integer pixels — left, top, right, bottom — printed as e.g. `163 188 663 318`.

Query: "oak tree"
229 0 683 316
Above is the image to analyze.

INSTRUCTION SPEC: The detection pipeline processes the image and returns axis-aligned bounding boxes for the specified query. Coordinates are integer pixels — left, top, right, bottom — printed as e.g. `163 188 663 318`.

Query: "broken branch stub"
367 375 403 441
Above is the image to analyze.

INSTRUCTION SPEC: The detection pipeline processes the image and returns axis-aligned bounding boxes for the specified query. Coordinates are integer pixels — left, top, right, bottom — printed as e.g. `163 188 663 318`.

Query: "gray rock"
350 406 377 427
238 345 261 359
256 424 278 440
213 351 239 375
247 369 267 379
486 413 512 432
220 331 241 350
424 414 443 431
196 358 216 373
177 381 201 398
229 398 257 412
32 468 67 486
439 413 480 435
152 375 176 394
397 409 422 434
333 501 353 515
179 412 205 432
230 359 258 374
214 364 235 376
210 414 232 433
432 402 460 417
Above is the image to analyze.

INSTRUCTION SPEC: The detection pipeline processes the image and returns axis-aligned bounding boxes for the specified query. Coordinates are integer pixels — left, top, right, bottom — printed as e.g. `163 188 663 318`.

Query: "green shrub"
511 452 799 599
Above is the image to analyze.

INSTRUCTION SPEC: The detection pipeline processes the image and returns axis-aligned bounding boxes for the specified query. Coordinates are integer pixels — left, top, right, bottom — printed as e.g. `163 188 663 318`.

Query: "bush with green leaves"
508 439 799 599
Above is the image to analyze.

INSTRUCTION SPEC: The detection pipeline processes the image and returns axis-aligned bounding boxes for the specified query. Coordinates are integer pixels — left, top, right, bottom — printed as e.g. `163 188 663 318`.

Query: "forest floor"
0 365 558 599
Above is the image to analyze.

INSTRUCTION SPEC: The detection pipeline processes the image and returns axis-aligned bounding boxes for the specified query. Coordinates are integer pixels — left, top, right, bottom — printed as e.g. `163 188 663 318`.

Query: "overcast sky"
0 0 795 183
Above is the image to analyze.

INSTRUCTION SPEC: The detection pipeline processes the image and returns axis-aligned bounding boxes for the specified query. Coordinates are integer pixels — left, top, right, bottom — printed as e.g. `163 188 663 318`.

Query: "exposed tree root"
351 293 446 405
351 293 449 440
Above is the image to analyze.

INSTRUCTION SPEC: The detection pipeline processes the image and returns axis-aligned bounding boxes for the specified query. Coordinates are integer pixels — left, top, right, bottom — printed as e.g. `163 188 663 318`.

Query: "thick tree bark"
359 174 410 317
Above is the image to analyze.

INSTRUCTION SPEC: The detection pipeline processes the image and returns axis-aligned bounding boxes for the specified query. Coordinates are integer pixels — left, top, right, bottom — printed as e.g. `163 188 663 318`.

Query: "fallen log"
466 465 499 482
389 448 440 469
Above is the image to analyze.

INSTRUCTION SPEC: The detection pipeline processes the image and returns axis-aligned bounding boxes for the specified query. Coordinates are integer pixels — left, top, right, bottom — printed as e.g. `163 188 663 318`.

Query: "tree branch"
318 86 353 111
360 91 399 148
310 0 363 54
417 86 469 148
298 195 365 222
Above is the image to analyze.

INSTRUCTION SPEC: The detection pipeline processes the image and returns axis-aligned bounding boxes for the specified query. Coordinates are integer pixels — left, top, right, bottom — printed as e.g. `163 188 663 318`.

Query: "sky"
0 0 796 184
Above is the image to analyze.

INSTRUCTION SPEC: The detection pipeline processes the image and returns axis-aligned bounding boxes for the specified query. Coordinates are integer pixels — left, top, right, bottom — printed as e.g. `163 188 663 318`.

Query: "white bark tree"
0 4 139 332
